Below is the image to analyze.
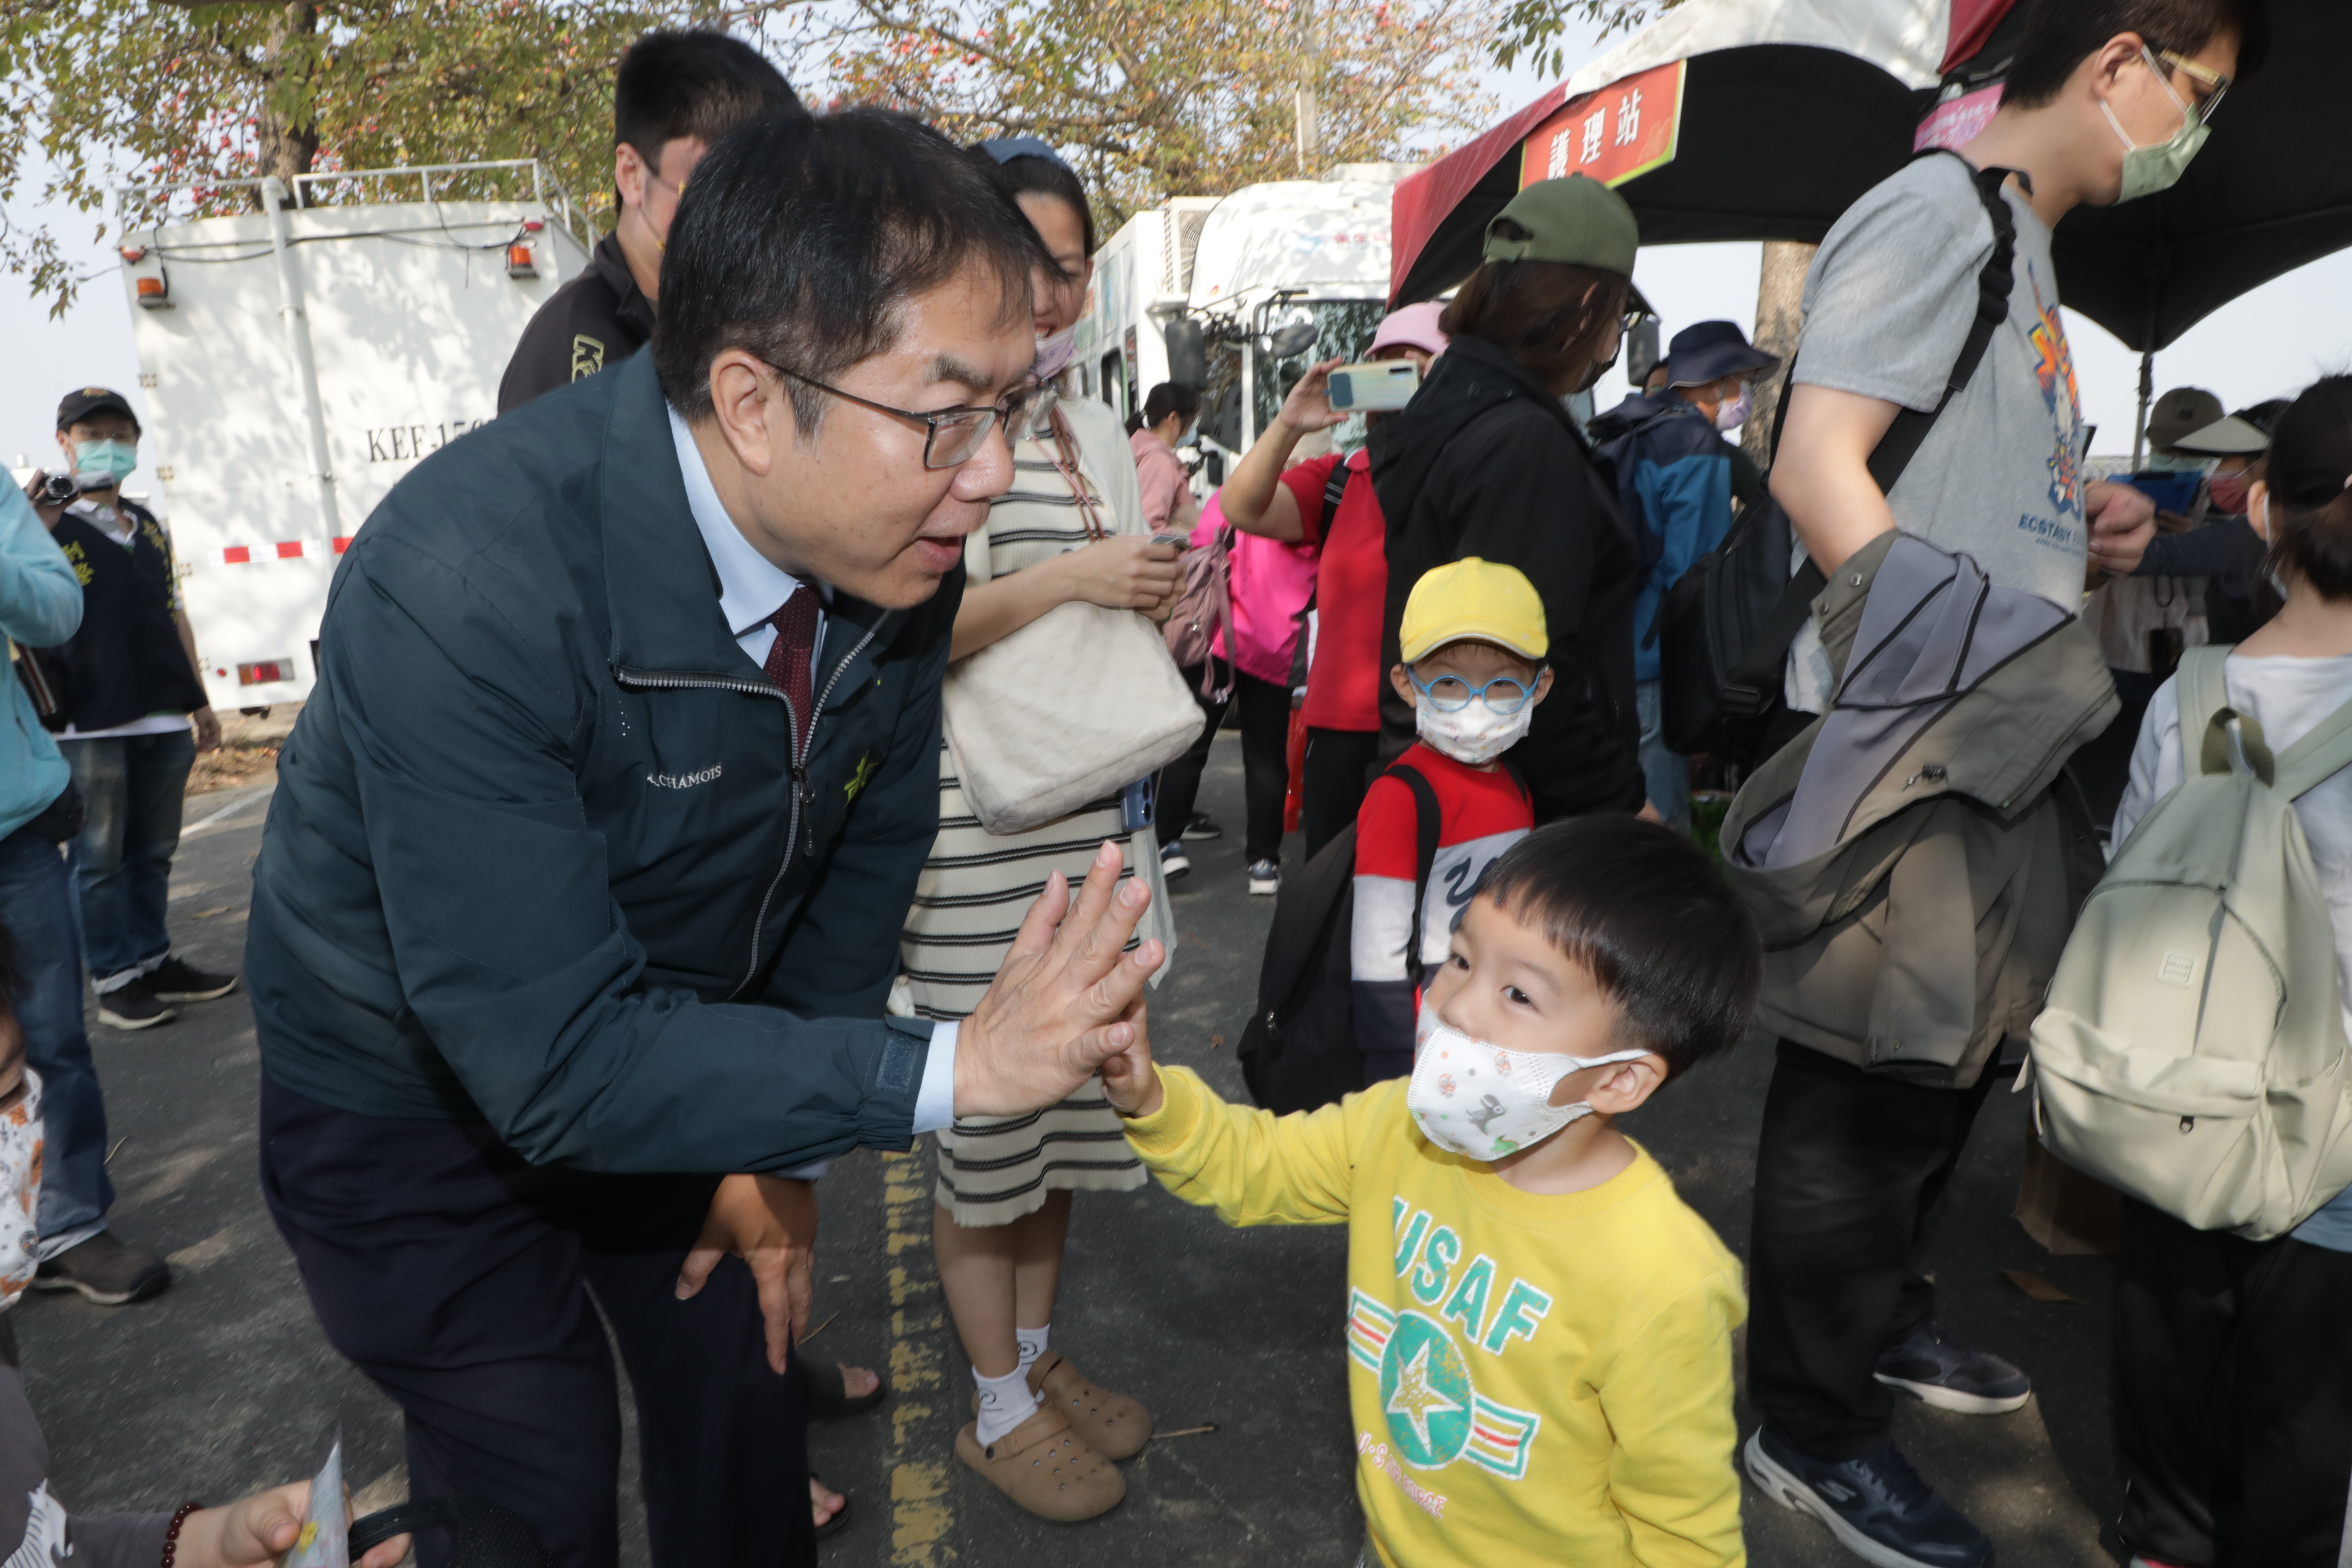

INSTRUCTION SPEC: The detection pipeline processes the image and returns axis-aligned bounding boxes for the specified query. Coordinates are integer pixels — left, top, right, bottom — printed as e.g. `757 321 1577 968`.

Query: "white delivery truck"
108 161 594 710
1077 165 1412 482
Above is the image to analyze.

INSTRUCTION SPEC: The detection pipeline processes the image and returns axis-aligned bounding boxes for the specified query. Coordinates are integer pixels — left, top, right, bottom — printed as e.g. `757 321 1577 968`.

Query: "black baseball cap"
56 387 140 434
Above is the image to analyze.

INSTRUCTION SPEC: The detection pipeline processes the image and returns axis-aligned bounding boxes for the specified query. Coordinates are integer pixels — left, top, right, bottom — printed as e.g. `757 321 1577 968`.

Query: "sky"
9 19 2352 487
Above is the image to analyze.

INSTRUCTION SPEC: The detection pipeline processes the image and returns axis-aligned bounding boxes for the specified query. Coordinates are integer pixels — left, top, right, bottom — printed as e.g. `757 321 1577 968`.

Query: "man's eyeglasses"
1410 669 1539 715
2153 47 2230 122
761 360 1036 469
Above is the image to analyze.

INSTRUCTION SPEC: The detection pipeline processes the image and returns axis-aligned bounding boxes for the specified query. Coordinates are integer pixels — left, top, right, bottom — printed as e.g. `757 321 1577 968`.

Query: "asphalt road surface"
25 732 2133 1566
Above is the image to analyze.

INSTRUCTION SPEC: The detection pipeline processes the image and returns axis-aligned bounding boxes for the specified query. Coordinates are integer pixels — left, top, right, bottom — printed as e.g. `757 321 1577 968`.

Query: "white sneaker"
1247 859 1280 896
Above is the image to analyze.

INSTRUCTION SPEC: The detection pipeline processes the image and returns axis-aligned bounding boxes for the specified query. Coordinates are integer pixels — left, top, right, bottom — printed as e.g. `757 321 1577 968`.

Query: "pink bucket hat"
1368 301 1448 359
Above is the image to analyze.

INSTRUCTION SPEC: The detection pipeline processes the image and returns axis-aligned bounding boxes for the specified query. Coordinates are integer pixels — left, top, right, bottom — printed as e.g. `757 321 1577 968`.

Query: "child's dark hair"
1471 817 1759 1078
2263 374 2352 600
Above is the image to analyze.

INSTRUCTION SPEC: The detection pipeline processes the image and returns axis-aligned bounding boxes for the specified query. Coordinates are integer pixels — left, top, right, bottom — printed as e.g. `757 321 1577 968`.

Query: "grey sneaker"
96 979 175 1031
33 1232 172 1306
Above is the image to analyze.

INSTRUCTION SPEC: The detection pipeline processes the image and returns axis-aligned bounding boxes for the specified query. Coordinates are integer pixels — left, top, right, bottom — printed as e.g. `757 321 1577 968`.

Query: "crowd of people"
4 0 2348 1564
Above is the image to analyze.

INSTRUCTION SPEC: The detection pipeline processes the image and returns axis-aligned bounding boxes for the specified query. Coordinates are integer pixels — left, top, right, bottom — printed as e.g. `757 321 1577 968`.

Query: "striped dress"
902 394 1174 1225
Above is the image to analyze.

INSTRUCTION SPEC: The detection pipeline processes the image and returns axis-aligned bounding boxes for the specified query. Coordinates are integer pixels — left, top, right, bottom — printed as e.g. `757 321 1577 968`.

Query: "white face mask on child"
0 1071 43 1309
1414 693 1533 766
1406 1009 1647 1162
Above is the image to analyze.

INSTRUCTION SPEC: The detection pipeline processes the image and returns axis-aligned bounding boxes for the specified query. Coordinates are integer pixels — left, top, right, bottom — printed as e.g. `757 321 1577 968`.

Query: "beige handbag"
941 403 1201 836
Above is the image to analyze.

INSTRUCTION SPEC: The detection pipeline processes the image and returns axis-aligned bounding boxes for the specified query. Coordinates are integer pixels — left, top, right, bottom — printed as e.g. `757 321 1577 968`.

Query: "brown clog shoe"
1027 1352 1154 1461
955 1407 1125 1521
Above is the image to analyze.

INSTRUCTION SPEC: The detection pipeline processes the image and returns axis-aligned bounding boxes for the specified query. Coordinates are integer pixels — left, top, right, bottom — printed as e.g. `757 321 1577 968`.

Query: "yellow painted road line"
882 1149 955 1564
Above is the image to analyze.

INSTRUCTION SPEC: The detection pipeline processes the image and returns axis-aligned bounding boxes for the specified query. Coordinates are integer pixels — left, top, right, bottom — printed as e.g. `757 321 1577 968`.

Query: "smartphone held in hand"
1325 361 1420 413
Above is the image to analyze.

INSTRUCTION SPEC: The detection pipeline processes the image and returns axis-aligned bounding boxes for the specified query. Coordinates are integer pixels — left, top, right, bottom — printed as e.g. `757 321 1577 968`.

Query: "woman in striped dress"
898 140 1183 1519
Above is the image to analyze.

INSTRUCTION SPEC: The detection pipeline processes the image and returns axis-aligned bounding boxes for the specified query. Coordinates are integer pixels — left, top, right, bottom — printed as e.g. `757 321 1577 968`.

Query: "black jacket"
40 498 205 732
1368 334 1645 821
497 231 657 413
247 353 955 1173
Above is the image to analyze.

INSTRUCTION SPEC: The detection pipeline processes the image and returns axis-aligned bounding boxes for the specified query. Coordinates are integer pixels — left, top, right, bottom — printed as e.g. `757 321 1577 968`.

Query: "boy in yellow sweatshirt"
1099 816 1761 1567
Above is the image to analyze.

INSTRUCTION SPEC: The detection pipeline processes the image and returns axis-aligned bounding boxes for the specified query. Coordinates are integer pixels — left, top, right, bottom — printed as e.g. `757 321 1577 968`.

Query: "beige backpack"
2028 646 2352 1240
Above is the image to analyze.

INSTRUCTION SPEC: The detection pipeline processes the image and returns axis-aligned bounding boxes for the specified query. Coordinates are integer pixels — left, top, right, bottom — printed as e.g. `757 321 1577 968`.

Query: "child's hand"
1097 1003 1164 1119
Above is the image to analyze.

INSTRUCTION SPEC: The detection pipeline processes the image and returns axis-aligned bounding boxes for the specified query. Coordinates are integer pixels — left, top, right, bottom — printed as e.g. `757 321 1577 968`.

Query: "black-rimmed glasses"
760 359 1036 469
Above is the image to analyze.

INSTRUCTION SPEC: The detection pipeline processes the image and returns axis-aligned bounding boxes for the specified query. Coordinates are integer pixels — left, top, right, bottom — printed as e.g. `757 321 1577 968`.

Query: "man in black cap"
1590 320 1778 830
497 30 806 412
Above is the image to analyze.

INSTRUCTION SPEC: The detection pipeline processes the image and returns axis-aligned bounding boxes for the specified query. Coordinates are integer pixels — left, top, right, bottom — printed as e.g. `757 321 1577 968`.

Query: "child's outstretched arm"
1100 1011 1362 1227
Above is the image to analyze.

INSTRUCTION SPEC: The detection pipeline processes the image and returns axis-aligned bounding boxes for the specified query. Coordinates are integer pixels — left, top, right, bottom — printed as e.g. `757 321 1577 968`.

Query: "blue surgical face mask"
72 438 137 488
2102 46 2210 203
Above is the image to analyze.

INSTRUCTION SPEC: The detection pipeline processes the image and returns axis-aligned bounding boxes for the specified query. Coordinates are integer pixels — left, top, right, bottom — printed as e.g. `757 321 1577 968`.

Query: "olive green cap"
1483 174 1652 315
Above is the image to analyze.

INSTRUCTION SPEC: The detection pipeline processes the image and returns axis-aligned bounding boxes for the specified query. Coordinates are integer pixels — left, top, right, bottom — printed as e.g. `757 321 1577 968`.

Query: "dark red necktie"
763 585 819 754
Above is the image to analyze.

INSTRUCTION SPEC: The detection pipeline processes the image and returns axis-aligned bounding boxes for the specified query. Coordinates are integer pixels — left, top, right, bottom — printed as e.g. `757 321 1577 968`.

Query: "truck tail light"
136 270 171 309
237 658 296 686
506 243 537 279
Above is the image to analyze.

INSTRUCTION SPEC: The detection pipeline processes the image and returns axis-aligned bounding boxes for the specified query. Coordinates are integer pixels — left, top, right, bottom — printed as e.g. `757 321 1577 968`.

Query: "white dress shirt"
666 405 958 1146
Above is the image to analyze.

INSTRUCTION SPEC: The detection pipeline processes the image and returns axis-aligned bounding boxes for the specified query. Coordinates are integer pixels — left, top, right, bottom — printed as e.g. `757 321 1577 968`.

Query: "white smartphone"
1325 360 1420 413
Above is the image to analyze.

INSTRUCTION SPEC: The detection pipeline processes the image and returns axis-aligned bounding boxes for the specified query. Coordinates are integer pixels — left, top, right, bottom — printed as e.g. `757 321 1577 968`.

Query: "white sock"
973 1365 1040 1446
1015 1323 1051 1372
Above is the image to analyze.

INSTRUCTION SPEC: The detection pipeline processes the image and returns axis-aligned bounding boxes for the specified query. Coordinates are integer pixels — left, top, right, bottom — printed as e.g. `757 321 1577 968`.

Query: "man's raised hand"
955 842 1162 1118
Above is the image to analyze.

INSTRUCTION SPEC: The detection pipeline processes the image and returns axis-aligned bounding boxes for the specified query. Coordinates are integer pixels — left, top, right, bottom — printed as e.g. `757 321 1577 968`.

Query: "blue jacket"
1592 393 1738 682
246 354 955 1173
0 485 79 841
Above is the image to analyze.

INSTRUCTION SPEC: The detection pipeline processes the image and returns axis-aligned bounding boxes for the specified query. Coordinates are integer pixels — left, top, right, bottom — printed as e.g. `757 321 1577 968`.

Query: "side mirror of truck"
1164 319 1208 390
1265 323 1317 359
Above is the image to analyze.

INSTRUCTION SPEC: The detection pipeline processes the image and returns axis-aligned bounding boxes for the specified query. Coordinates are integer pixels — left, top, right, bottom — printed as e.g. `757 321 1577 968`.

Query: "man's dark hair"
974 149 1097 259
614 29 803 162
1440 239 1630 394
654 110 1049 429
1470 817 1760 1079
2263 374 2352 600
2003 0 2269 108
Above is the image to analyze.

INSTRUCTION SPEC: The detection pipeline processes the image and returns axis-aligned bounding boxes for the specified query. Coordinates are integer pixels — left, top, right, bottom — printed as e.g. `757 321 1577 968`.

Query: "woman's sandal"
1028 1352 1153 1461
804 1359 891 1419
954 1407 1125 1521
812 1477 854 1542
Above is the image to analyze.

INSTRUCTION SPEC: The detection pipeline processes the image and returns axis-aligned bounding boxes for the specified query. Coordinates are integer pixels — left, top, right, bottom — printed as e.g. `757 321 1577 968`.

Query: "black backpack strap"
1724 153 2019 706
1387 761 1444 990
1322 455 1353 529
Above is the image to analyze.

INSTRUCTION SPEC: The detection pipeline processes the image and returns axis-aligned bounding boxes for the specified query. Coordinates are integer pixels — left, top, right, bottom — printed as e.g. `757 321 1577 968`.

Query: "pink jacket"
1129 427 1200 535
1194 492 1319 688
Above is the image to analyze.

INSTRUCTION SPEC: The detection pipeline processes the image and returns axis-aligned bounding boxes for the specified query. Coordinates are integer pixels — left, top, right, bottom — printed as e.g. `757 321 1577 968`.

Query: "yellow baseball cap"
1399 558 1548 663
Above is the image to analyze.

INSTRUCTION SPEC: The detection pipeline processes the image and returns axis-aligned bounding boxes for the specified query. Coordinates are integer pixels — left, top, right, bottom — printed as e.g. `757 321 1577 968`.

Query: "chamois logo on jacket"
646 764 722 790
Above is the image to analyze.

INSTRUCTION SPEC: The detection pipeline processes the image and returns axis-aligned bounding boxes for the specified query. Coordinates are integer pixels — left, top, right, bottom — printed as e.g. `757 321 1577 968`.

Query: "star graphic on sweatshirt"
1384 1341 1465 1448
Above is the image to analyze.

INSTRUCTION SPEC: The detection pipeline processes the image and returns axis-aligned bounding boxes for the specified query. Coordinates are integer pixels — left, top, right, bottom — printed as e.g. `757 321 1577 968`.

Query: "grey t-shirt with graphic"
1786 152 2088 711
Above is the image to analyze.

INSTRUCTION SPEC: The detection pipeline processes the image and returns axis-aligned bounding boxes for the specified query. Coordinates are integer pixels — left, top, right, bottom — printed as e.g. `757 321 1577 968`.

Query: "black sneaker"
32 1232 172 1306
1160 840 1191 879
1185 813 1222 840
96 980 175 1031
1744 1426 1993 1568
147 956 239 1003
1875 1321 2031 1415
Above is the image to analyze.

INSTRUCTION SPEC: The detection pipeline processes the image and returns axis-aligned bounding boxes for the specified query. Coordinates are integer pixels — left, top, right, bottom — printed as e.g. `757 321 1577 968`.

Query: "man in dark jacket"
497 30 803 412
1368 177 1649 824
251 111 1164 1568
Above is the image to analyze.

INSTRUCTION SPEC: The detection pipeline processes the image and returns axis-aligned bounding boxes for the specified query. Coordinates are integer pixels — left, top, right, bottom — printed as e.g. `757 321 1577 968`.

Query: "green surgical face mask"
2102 47 2210 203
71 438 137 488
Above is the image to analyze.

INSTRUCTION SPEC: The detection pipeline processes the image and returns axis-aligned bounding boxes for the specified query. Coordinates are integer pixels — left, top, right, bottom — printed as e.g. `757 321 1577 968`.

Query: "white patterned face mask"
0 1070 43 1309
1406 1011 1645 1162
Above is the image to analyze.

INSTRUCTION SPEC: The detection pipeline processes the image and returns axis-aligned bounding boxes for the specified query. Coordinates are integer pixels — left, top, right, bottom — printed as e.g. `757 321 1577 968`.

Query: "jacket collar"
590 232 657 343
597 355 896 688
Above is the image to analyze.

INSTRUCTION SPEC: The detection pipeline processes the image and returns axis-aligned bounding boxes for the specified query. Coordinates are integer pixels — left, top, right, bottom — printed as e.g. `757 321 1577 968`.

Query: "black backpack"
1237 761 1440 1114
1654 150 2021 763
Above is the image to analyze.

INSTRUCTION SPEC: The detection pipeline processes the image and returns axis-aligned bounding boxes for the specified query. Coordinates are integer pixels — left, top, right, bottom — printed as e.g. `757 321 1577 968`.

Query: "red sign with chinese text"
1519 61 1686 190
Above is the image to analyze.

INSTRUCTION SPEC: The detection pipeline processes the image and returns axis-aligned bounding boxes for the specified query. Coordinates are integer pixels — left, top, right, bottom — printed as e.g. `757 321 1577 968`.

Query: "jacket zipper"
614 618 883 999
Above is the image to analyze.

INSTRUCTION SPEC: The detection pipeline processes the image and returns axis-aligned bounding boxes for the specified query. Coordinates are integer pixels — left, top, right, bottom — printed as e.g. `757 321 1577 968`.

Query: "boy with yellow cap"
1353 559 1552 1084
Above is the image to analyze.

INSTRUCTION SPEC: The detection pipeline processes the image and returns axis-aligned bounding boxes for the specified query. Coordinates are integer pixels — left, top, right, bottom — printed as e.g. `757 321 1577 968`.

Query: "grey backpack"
2028 646 2352 1239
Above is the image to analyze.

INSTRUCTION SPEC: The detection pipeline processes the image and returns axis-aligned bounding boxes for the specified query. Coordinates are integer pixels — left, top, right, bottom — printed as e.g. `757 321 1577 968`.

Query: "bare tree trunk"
254 0 320 209
1743 239 1815 470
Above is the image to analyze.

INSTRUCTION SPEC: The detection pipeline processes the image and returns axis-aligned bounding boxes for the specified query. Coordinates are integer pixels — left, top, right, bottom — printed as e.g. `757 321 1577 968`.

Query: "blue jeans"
61 730 194 988
1634 678 1690 834
0 824 113 1250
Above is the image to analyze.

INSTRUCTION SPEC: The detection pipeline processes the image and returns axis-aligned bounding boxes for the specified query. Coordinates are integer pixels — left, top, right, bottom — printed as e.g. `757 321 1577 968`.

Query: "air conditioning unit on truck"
110 161 595 710
1077 165 1412 484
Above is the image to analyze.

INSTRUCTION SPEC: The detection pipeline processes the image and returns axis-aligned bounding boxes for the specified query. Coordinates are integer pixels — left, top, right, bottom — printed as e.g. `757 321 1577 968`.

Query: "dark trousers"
1301 727 1380 862
1747 1041 1999 1458
60 729 194 985
0 823 111 1248
2115 1198 2352 1567
258 1075 812 1568
1156 666 1291 862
